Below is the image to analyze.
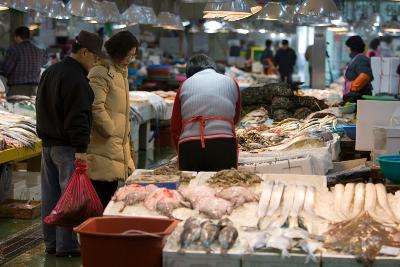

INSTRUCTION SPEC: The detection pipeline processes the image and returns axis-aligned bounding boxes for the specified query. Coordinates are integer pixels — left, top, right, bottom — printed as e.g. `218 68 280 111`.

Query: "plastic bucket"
377 155 400 184
74 216 178 267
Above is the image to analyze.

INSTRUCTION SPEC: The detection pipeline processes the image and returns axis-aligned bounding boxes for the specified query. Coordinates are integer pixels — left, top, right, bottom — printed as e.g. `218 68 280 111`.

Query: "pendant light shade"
257 1 288 22
0 0 9 11
94 1 122 23
70 0 96 20
123 4 157 25
44 1 71 20
155 12 184 31
383 16 400 33
298 0 339 19
5 0 28 12
203 0 253 19
25 0 41 11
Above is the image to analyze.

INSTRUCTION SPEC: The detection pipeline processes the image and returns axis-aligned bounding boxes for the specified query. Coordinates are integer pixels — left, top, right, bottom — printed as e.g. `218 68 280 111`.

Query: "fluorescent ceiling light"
182 20 191 27
204 20 223 33
271 33 277 38
236 28 249 34
327 26 348 32
113 24 127 30
70 0 96 20
257 2 288 22
258 29 266 34
369 12 383 27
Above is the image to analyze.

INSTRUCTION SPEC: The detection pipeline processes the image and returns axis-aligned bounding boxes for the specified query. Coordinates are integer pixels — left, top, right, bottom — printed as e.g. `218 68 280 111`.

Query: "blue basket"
377 155 400 184
343 125 356 140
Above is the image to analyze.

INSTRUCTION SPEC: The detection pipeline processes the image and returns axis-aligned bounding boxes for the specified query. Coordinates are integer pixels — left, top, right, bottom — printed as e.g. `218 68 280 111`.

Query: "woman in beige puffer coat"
87 31 138 208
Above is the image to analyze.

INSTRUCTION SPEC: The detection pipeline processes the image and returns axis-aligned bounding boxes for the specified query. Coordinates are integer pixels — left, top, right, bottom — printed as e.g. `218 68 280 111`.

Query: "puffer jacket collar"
96 59 128 79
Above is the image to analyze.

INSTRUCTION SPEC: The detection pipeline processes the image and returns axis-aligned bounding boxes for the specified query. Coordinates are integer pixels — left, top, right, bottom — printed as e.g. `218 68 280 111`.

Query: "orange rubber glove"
350 73 371 92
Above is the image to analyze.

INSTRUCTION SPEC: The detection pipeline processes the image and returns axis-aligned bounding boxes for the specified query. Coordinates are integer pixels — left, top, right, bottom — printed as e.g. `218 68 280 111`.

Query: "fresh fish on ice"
341 183 355 219
303 186 316 215
266 183 285 217
179 221 202 254
333 184 347 220
216 186 259 208
351 183 365 219
268 184 296 229
218 225 239 255
200 221 220 253
257 181 274 218
196 197 233 219
289 185 306 228
180 185 216 209
266 234 293 259
375 184 397 223
299 238 323 264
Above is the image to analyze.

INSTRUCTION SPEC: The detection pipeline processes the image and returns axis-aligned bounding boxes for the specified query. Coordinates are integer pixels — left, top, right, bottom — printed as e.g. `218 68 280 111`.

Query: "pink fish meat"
180 185 216 209
196 197 233 219
144 188 186 216
216 186 259 208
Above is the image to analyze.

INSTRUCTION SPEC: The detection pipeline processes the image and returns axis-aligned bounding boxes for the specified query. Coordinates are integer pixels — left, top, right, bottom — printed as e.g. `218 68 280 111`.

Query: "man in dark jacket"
36 31 104 257
274 40 297 84
0 26 48 99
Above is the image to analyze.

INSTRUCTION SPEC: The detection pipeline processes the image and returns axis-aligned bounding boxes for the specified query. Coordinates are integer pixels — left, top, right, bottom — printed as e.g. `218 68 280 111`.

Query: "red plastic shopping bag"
44 161 103 227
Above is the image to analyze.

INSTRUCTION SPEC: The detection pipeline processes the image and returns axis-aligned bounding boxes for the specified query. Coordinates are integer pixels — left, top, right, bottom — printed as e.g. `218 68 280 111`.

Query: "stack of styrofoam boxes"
371 57 400 96
11 171 41 201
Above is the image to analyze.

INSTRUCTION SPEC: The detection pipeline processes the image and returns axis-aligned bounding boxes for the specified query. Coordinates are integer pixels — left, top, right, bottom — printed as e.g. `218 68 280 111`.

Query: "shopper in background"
305 45 313 86
36 31 104 257
87 31 137 208
343 35 373 103
171 54 241 172
367 38 381 58
0 26 47 99
274 40 297 84
260 39 276 75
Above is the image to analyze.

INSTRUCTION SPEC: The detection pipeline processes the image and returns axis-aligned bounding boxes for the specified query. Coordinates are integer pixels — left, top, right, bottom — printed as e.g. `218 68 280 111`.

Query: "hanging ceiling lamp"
224 0 262 21
298 0 339 18
298 0 338 26
285 4 299 24
25 0 41 11
94 1 123 23
0 0 9 11
45 1 71 20
155 12 184 31
6 0 28 12
383 16 400 34
123 4 157 25
257 1 288 22
203 0 253 19
70 0 96 20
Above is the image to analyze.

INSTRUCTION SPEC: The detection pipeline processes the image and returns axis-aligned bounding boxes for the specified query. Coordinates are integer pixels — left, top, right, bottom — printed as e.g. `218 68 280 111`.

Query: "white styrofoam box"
162 101 174 121
373 126 400 156
238 156 313 175
12 184 41 201
356 100 400 151
371 57 400 77
262 173 327 190
372 74 400 95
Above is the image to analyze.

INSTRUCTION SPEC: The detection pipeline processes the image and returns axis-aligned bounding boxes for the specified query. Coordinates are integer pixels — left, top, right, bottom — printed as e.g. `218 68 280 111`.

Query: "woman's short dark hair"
104 31 139 61
14 26 30 40
369 38 380 50
186 54 217 78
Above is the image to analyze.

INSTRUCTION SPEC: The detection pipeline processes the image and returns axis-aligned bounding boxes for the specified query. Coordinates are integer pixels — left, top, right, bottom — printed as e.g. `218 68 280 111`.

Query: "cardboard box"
371 57 400 77
356 100 400 151
372 74 400 95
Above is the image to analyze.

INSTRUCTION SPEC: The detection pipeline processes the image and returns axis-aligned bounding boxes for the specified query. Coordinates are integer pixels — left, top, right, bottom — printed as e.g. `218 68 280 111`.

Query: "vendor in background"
87 31 137 208
260 39 276 75
343 35 373 103
274 40 297 84
36 31 104 257
0 26 47 99
366 38 381 58
171 54 241 172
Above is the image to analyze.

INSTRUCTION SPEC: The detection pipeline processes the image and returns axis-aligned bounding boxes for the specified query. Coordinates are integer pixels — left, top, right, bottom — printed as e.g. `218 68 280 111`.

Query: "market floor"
3 243 82 267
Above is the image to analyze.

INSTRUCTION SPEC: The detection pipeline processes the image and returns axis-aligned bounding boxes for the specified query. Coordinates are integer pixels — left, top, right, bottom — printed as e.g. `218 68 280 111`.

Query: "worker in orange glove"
260 39 277 75
343 35 374 103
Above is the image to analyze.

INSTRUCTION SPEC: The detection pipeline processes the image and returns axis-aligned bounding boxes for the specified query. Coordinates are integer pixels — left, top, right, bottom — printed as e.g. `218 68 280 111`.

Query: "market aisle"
3 243 81 267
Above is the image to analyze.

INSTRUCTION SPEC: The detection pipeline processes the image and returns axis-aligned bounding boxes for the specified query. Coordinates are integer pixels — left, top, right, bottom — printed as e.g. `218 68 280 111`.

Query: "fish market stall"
0 111 41 166
101 167 400 267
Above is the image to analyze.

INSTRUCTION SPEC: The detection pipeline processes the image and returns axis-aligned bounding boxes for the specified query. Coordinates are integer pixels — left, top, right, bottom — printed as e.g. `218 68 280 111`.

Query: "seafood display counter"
103 168 400 267
0 142 41 165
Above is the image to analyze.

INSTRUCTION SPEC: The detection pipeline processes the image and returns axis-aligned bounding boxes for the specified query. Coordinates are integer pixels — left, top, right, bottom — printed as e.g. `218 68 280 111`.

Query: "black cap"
75 30 106 57
345 35 365 53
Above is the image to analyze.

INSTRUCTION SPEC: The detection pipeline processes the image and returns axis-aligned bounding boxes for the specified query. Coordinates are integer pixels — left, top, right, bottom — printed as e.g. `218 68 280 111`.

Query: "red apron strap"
182 116 235 149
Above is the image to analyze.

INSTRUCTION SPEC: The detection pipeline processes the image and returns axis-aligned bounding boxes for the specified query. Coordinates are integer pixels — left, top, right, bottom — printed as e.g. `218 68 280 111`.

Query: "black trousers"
178 138 237 172
279 71 293 84
91 180 119 209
